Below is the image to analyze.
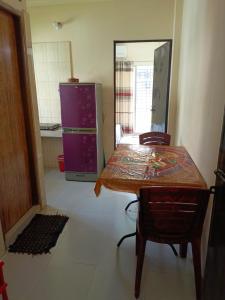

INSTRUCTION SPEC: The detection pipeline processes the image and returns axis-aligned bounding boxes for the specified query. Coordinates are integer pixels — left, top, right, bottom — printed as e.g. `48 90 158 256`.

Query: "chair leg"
0 262 8 300
168 244 178 256
191 239 202 300
125 200 139 211
117 232 136 247
180 243 188 258
2 290 8 300
136 230 139 256
135 237 146 299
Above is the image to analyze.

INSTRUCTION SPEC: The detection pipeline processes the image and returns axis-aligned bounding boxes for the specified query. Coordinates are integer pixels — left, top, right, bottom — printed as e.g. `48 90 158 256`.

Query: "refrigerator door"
60 84 96 129
63 132 97 181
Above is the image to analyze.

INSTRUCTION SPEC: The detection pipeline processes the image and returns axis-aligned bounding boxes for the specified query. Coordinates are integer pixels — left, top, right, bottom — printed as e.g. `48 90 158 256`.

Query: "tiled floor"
3 169 196 299
119 134 139 145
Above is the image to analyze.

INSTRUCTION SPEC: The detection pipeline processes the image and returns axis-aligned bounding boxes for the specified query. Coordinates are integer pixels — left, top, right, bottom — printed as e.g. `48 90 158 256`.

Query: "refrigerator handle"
63 128 96 133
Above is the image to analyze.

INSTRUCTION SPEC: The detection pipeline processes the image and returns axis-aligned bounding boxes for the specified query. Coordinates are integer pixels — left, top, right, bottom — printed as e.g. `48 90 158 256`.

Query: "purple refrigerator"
59 83 104 181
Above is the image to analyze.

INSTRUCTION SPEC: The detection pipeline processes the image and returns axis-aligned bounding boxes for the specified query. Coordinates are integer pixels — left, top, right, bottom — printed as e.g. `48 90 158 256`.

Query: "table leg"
117 232 136 247
125 200 139 211
168 244 178 256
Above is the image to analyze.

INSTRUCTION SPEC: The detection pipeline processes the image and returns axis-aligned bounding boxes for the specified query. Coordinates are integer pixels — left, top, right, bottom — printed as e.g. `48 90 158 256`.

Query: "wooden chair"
135 187 210 299
124 131 171 212
139 131 171 146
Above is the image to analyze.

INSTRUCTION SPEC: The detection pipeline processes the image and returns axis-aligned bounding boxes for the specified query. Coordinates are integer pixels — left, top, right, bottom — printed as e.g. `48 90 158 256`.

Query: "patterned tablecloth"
94 144 207 196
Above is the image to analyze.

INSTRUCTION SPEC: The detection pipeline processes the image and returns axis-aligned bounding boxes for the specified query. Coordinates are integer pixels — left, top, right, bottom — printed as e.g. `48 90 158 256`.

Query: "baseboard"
4 205 41 249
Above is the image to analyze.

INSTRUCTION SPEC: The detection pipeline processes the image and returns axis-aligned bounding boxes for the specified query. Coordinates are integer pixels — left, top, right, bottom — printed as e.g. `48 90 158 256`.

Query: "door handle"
214 169 225 183
150 106 156 112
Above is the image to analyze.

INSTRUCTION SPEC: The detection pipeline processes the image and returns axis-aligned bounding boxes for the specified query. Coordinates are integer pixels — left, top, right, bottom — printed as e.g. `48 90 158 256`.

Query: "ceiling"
27 0 112 7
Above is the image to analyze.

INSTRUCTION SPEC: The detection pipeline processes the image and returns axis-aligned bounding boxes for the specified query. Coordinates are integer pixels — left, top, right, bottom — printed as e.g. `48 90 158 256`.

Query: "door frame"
113 39 173 148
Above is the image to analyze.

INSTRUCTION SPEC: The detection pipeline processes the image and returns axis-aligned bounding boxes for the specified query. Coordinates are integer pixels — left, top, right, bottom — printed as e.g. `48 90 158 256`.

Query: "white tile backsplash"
33 41 72 124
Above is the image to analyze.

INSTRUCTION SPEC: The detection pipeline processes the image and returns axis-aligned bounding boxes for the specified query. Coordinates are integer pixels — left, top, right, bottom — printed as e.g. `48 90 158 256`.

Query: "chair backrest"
139 187 210 243
139 132 171 146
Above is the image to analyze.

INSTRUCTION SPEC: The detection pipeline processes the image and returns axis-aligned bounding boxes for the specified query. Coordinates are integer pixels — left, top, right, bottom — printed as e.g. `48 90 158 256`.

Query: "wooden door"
151 42 171 132
0 9 32 234
203 109 225 300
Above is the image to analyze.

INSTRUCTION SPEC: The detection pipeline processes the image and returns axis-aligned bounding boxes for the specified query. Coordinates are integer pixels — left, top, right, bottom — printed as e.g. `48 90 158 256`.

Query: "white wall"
28 0 176 159
116 42 165 64
177 0 225 186
1 0 26 10
168 0 183 143
176 0 225 263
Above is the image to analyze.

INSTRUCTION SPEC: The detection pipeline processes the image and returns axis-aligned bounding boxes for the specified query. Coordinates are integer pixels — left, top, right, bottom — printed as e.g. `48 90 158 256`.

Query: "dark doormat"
8 214 69 255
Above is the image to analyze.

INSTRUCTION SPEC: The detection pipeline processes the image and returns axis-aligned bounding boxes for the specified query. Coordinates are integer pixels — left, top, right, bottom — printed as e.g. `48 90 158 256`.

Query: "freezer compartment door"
63 132 97 173
60 84 96 128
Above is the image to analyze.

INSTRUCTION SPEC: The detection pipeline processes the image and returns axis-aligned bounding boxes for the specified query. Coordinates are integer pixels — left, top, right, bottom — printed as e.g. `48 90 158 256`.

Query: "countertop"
40 128 63 138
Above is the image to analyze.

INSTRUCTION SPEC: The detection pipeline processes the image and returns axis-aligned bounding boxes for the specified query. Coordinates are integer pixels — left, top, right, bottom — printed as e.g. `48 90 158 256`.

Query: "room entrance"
114 40 172 145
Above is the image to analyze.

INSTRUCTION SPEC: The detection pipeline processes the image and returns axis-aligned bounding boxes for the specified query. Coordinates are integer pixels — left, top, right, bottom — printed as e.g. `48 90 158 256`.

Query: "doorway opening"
114 40 172 146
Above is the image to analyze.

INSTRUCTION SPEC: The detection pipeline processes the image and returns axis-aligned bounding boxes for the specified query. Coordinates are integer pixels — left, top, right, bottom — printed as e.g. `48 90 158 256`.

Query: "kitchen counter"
40 128 63 138
40 129 63 168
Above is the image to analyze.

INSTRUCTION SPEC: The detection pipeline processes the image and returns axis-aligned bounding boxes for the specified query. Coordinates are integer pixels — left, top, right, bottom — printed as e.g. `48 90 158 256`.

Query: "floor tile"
24 259 96 300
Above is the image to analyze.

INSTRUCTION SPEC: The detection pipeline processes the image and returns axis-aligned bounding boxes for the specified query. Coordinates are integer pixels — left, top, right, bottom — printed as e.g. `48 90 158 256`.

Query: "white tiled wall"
33 42 72 124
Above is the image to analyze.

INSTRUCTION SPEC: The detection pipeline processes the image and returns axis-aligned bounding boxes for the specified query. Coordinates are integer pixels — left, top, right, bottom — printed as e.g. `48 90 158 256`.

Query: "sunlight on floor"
119 134 139 145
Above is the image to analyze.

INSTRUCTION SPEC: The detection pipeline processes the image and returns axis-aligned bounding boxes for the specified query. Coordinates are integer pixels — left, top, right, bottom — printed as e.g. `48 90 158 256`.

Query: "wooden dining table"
94 144 207 196
94 143 207 247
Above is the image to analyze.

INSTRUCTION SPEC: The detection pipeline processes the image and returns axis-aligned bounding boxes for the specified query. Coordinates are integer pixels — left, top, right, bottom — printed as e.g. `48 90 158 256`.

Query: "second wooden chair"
139 131 171 146
125 131 171 212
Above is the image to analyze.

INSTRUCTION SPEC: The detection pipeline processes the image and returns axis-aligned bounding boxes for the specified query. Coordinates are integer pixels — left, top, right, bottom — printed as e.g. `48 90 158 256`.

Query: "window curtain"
115 61 134 134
